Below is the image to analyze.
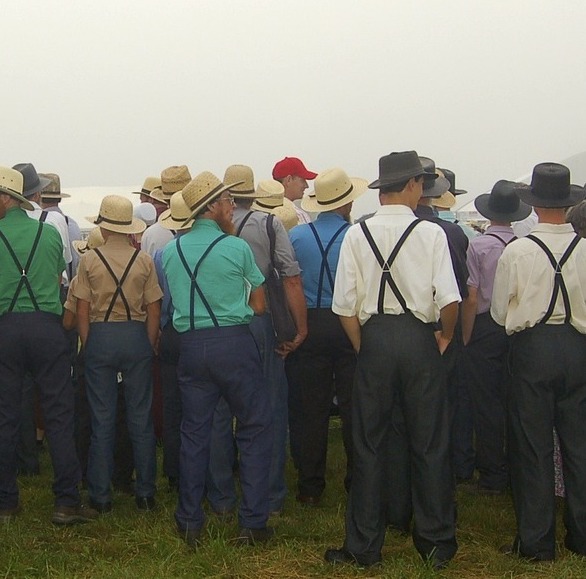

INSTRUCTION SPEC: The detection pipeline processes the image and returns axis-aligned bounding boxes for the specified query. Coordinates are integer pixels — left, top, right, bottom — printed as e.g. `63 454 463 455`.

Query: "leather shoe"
324 548 381 568
235 526 274 545
296 494 320 506
0 504 21 522
177 525 202 549
52 504 99 525
89 499 113 514
136 496 156 511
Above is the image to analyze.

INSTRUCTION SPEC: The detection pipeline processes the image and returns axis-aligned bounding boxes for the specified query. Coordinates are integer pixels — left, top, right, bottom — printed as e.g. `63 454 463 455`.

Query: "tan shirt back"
73 234 163 323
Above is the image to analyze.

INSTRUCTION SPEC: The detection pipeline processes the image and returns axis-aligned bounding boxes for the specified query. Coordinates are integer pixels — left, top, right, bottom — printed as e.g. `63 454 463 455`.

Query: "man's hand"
275 332 306 358
435 331 452 355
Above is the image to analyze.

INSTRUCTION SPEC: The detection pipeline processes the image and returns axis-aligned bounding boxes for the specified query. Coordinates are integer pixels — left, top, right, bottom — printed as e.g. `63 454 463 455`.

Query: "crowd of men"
1 152 586 570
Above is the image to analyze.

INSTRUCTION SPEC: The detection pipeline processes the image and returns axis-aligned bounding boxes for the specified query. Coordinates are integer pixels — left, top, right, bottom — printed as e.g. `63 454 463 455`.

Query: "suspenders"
175 233 228 330
235 211 253 237
0 221 44 311
485 232 517 246
93 248 140 322
308 222 349 307
360 219 422 314
525 234 581 324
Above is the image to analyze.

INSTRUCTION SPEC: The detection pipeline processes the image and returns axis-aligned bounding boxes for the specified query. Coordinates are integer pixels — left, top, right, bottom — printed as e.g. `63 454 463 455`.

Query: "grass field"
2 419 585 578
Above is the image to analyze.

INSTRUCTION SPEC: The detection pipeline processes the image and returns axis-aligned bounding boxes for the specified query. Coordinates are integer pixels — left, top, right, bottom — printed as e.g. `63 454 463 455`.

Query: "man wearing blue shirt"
163 172 273 548
287 168 367 504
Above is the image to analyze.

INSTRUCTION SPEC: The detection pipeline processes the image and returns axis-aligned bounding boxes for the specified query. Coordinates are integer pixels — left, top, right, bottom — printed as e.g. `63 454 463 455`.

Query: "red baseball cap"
272 157 317 180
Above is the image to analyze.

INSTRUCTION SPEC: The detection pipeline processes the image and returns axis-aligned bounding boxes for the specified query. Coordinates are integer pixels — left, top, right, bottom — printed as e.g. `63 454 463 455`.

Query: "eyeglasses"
216 195 235 207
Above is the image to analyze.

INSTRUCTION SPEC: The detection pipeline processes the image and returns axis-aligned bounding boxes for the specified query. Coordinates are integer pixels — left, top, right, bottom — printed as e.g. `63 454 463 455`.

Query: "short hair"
566 200 586 237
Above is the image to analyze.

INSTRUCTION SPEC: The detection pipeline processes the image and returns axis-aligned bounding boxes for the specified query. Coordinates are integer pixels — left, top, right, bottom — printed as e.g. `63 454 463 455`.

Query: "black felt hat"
516 163 585 208
474 180 532 222
368 151 437 189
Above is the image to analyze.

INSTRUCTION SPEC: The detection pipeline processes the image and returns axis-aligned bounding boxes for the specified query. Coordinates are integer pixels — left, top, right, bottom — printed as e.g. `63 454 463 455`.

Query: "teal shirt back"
0 206 65 315
162 219 264 332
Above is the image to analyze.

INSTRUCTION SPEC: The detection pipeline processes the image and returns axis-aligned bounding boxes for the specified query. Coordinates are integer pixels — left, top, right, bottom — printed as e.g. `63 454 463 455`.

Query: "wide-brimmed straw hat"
516 162 585 208
87 195 146 234
224 165 256 197
72 227 105 255
161 165 191 198
272 202 299 231
301 168 367 213
368 151 437 190
251 181 287 211
40 173 70 200
474 180 532 222
13 163 52 198
159 191 194 231
0 166 34 210
419 157 451 198
132 176 163 199
181 171 243 224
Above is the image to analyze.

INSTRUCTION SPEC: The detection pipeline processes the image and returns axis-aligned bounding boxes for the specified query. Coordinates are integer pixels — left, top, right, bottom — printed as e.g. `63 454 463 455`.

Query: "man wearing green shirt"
0 166 97 525
163 171 273 549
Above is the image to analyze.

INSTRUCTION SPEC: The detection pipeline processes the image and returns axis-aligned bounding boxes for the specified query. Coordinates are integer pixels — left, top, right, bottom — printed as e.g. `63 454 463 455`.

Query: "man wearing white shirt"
491 163 586 562
325 151 460 571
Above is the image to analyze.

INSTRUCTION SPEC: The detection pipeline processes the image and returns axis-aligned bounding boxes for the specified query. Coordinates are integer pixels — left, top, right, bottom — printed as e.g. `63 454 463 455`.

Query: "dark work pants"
508 324 586 560
159 322 182 482
344 314 457 566
175 325 273 532
17 373 40 475
285 309 354 498
0 312 81 510
462 313 508 490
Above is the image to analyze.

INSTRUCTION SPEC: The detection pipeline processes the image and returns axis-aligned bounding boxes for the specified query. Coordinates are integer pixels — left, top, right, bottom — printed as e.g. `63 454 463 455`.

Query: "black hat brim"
474 193 532 222
368 171 437 190
517 184 586 208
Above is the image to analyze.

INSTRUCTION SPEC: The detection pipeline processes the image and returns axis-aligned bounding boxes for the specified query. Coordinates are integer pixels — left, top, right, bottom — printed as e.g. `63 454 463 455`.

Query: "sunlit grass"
1 420 585 578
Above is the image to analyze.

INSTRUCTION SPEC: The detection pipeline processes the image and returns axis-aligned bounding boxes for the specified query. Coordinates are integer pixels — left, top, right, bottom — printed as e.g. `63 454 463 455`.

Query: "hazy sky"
4 0 586 216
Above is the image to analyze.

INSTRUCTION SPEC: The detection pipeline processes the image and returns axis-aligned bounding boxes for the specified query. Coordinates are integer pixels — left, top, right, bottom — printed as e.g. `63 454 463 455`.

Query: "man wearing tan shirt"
74 195 162 514
492 163 586 562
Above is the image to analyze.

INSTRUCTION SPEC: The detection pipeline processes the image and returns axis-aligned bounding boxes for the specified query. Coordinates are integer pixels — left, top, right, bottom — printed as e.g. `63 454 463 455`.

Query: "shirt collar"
191 218 222 233
531 223 575 234
375 204 416 216
486 225 514 234
316 212 348 224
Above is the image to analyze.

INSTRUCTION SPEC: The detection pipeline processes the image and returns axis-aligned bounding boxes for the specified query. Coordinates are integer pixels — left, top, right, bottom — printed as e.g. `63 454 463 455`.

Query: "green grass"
2 420 586 578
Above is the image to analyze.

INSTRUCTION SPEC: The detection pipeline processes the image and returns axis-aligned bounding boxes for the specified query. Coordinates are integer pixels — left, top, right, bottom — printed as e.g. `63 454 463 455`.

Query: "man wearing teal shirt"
162 172 273 548
0 166 96 525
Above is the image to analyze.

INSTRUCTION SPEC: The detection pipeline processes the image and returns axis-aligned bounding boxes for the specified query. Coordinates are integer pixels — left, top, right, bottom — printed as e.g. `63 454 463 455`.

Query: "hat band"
1 186 24 197
254 199 279 210
232 188 255 195
188 182 226 211
317 184 354 206
95 215 133 226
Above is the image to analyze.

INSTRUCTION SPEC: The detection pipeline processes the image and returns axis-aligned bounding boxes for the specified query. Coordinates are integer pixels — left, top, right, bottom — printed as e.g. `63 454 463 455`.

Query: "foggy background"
4 0 586 220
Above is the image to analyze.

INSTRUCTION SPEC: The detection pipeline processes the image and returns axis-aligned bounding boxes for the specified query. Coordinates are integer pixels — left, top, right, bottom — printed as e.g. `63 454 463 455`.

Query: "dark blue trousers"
0 312 81 509
175 325 272 532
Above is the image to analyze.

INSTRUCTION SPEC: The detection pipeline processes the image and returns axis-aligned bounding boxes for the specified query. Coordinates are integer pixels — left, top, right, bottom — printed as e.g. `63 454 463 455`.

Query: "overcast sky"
4 0 586 216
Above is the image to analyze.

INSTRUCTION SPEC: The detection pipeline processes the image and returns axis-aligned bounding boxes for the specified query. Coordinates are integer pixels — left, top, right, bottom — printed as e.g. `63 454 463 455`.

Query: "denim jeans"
207 313 288 513
84 321 156 504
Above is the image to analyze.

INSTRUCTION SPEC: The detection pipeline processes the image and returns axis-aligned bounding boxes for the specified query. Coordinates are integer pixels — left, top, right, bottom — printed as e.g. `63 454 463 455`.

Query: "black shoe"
296 494 320 506
324 548 381 568
0 504 21 522
112 480 135 496
499 543 553 562
89 499 113 514
52 504 99 525
235 526 275 545
177 525 202 549
136 496 156 511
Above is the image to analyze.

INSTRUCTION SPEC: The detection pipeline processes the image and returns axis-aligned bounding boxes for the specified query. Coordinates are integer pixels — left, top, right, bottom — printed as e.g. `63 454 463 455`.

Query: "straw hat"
250 181 286 211
87 195 146 234
181 171 244 223
132 176 163 199
301 168 367 213
40 173 70 199
161 165 191 197
159 191 194 231
72 227 105 255
224 165 256 197
0 166 34 210
271 202 299 231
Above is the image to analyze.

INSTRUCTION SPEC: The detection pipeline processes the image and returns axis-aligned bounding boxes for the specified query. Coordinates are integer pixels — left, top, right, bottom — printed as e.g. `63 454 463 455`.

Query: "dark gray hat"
419 157 450 198
474 180 532 222
12 163 52 198
368 151 437 190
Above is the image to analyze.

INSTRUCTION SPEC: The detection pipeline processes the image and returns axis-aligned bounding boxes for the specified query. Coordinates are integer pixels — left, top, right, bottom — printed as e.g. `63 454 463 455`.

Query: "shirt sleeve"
142 254 164 305
432 228 461 309
272 217 301 278
64 276 78 313
72 253 92 302
242 243 265 290
332 233 359 317
466 242 480 288
490 250 512 327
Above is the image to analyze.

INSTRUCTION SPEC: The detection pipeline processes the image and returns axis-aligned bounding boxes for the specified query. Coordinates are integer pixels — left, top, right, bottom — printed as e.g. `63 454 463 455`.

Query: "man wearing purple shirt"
461 180 531 494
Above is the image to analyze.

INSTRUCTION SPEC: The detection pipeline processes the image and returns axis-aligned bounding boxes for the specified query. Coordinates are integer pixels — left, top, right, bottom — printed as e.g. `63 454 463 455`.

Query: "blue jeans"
175 325 272 532
207 313 288 513
84 321 156 504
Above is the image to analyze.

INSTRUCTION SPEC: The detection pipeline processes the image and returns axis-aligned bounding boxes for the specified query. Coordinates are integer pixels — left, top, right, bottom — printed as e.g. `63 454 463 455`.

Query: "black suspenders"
93 248 141 322
175 234 228 330
525 234 581 324
0 221 44 311
308 222 349 308
360 219 422 314
235 211 254 237
485 232 517 246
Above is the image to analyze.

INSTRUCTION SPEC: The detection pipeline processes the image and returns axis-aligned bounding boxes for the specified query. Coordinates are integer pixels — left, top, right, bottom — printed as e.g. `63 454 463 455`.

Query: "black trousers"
344 314 457 566
461 313 508 490
508 324 586 560
285 309 354 497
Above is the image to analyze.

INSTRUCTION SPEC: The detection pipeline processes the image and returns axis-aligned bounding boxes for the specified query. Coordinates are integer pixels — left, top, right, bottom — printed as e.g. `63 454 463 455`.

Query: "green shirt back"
0 207 65 315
